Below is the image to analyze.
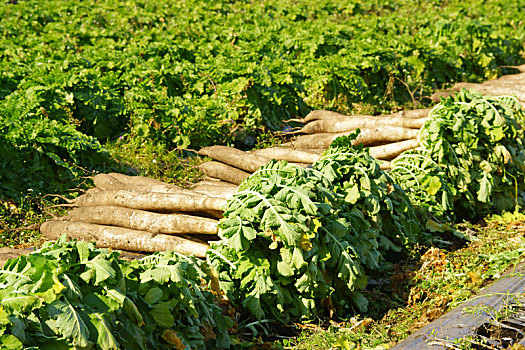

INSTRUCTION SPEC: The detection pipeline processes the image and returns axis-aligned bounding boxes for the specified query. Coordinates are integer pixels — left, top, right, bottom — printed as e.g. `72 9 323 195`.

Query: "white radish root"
74 189 227 212
286 109 352 123
296 116 426 134
106 173 198 195
41 220 209 257
368 139 420 160
250 147 321 164
195 179 238 189
67 206 219 235
390 108 432 119
198 161 251 185
199 145 270 173
286 126 419 149
379 161 391 170
190 183 237 199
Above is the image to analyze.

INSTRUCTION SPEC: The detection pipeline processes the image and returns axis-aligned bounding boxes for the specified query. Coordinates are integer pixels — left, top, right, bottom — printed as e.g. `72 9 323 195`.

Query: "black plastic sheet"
392 267 525 349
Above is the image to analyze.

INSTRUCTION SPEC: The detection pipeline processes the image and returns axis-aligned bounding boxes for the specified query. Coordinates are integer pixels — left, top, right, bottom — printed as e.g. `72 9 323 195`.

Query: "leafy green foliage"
0 109 111 200
1 0 524 200
209 161 367 323
288 220 525 349
392 90 525 221
209 141 426 323
390 149 455 222
313 137 426 257
0 238 232 349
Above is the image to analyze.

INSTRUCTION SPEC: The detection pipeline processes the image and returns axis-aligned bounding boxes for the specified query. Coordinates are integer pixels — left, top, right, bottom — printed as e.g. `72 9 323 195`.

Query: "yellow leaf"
510 345 525 350
52 275 66 294
467 271 480 284
312 218 322 233
299 232 314 251
269 241 279 250
161 329 186 350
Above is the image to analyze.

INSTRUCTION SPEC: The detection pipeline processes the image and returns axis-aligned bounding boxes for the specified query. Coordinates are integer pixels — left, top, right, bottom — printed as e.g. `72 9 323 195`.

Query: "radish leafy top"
0 238 233 349
209 139 426 323
392 90 525 221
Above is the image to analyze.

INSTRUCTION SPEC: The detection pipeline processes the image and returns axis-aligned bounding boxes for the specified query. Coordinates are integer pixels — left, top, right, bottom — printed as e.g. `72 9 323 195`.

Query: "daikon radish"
196 179 238 189
296 116 426 134
107 173 197 195
191 183 237 199
199 145 270 172
41 220 209 257
198 161 250 185
93 173 131 191
286 126 419 149
74 189 227 212
368 139 420 160
379 161 391 170
67 206 219 235
286 109 352 123
250 148 321 163
390 108 432 119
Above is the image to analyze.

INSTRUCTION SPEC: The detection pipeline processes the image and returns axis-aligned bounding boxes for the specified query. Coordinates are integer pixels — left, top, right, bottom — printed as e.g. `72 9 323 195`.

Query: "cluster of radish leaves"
208 139 426 323
315 137 424 255
209 161 366 323
0 238 232 350
390 148 455 222
391 89 525 221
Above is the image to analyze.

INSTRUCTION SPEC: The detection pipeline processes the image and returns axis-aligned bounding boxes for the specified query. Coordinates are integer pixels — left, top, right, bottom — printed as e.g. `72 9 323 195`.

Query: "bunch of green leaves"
390 148 455 222
313 137 426 257
394 90 525 219
208 161 369 323
208 144 427 323
0 91 112 200
0 238 232 349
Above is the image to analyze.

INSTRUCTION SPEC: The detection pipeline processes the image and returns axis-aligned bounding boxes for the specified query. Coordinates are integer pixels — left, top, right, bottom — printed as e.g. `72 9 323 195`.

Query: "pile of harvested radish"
40 173 238 257
197 108 429 183
283 108 429 154
40 107 429 256
197 65 525 185
39 86 525 258
431 64 525 104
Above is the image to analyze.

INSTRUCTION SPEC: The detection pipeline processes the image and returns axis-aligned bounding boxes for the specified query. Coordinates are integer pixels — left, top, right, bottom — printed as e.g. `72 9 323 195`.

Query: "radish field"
0 0 524 200
1 1 525 349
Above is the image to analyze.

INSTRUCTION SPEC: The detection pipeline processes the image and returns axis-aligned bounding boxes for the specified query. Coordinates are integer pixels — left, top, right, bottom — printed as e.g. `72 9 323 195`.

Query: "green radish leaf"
61 274 83 301
144 288 163 305
0 307 10 325
76 241 90 264
242 295 264 321
277 261 294 277
422 175 442 196
47 299 91 348
0 334 24 350
9 317 26 343
149 302 174 328
87 258 116 285
0 293 41 313
344 185 360 204
478 172 492 203
90 312 120 350
123 297 145 327
350 292 369 312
